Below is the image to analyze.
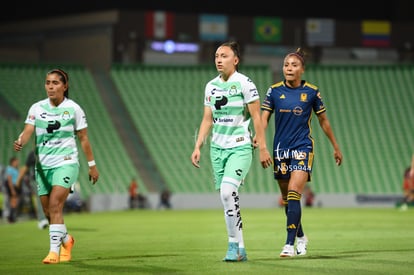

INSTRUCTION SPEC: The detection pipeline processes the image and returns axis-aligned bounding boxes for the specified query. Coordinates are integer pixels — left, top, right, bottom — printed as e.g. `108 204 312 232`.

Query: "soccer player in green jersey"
14 68 99 264
191 41 272 262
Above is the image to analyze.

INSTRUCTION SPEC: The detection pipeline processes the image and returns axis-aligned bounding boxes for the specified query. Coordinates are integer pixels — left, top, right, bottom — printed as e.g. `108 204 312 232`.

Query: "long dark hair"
47 68 69 98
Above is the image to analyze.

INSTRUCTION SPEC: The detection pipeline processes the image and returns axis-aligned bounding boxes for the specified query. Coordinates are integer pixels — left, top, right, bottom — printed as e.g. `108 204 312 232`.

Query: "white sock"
220 182 239 243
62 229 69 244
49 224 66 253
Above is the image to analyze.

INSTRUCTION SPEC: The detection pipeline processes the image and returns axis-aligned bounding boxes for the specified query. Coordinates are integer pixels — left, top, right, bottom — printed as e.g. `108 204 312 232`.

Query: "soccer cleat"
60 234 75 262
42 252 59 264
296 236 308 256
280 244 295 257
238 248 248 262
223 242 239 262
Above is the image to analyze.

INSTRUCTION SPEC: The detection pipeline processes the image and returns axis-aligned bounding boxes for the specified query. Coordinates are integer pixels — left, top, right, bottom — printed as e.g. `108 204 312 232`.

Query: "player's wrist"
88 160 96 167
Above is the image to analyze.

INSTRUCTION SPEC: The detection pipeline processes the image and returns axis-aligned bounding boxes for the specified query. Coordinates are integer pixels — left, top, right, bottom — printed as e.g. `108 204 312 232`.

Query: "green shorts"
210 145 253 190
35 164 79 196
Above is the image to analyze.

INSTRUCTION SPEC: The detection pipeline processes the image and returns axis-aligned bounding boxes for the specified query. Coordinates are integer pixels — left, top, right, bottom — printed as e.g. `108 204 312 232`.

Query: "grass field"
1 207 413 274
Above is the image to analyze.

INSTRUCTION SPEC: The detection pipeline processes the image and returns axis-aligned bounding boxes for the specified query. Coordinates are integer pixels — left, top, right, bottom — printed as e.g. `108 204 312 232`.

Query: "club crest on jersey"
300 93 308 102
229 85 237 95
61 111 71 120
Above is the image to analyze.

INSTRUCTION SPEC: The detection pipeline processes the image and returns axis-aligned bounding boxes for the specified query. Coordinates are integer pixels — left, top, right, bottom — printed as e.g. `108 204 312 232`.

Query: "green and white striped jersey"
25 97 87 169
204 71 260 149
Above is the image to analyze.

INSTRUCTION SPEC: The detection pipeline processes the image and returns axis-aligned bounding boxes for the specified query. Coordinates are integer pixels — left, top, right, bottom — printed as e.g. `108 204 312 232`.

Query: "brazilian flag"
254 17 282 43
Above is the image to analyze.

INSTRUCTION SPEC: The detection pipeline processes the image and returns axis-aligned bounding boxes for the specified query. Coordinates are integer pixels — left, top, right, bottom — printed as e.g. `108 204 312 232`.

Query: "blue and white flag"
199 14 228 42
306 18 335 47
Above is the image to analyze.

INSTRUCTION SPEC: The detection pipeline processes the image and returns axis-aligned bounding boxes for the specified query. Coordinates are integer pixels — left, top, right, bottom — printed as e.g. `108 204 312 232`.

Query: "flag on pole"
361 20 391 47
306 18 335 46
254 17 282 43
199 14 228 42
145 11 175 39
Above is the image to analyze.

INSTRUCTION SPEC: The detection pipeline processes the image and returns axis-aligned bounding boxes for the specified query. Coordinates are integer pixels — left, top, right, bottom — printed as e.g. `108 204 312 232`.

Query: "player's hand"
259 147 273 169
13 137 22 151
191 150 201 168
334 150 343 166
89 166 99 184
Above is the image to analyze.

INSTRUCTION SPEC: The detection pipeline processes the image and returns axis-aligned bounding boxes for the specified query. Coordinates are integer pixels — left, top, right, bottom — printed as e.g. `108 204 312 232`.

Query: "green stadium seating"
2 63 413 198
111 64 277 194
112 64 414 195
305 64 414 194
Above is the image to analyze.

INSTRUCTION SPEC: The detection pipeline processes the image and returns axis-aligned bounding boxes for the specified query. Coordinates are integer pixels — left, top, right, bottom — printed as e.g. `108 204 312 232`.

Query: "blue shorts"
273 149 313 181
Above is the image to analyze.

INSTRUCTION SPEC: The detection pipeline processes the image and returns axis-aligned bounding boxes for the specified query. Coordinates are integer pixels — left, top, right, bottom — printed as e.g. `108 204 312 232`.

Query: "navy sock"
285 190 302 245
285 199 304 238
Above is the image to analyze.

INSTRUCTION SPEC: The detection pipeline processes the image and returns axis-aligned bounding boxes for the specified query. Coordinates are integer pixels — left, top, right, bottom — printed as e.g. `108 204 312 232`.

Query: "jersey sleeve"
74 104 88 131
261 86 274 113
313 91 326 115
243 77 259 104
203 82 211 107
24 103 38 126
